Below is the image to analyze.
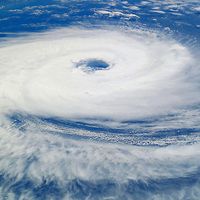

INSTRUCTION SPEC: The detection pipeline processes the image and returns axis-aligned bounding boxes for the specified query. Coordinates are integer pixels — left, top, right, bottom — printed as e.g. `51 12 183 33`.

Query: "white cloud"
0 27 198 121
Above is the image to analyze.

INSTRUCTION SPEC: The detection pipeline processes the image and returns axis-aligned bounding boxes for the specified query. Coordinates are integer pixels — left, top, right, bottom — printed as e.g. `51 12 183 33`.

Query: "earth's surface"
0 0 200 199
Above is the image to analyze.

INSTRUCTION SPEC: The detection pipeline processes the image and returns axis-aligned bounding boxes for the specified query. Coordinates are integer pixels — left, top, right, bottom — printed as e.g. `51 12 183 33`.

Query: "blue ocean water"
0 0 200 199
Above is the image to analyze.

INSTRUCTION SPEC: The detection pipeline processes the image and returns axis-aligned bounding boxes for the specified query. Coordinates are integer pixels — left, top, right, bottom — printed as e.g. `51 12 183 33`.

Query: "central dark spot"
76 59 109 71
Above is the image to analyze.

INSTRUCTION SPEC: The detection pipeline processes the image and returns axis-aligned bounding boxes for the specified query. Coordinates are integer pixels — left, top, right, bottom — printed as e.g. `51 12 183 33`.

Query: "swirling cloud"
0 28 199 121
0 27 200 199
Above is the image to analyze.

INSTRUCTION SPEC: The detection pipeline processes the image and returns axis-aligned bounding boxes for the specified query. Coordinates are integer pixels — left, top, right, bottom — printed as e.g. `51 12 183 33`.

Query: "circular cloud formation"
0 28 199 121
0 27 200 199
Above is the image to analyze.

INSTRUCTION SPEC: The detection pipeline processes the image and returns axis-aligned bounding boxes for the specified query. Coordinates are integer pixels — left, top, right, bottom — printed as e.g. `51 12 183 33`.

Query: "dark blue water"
76 59 109 71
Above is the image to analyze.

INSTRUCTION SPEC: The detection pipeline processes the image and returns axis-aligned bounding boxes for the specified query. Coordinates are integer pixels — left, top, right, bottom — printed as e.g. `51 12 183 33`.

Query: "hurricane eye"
76 59 110 72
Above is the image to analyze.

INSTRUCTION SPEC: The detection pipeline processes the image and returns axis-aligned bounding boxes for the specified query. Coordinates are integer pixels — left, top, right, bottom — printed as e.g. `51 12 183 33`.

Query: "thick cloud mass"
0 28 199 120
0 27 200 199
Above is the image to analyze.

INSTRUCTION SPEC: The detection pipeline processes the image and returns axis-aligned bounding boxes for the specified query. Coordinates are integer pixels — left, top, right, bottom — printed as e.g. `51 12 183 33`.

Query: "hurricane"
0 0 200 199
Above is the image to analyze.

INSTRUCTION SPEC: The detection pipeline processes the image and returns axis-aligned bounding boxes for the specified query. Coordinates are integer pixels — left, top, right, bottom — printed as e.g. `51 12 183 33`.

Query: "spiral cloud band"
0 27 200 199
